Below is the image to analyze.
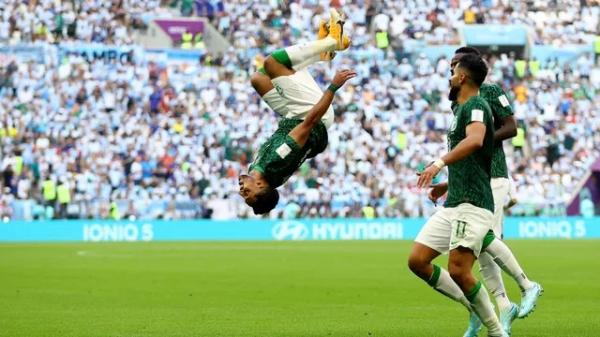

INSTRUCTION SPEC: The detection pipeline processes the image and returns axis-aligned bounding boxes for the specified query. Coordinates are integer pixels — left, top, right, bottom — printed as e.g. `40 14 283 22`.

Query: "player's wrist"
433 159 446 170
328 83 340 93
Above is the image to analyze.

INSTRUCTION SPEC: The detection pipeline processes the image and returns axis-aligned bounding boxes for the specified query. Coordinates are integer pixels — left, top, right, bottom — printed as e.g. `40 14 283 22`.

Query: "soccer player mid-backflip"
408 53 508 337
449 47 542 337
239 9 355 215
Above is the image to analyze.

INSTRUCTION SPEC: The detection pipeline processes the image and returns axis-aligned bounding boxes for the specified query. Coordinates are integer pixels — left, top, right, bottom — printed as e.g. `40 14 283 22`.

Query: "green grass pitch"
1 240 599 337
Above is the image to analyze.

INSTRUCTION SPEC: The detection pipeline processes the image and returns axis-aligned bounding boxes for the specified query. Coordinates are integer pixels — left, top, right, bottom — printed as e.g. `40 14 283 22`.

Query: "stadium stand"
0 0 599 220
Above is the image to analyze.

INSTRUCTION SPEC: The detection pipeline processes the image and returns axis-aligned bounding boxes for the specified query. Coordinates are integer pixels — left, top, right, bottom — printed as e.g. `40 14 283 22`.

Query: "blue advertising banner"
0 44 47 65
59 43 144 64
462 24 529 46
146 48 204 63
0 217 599 242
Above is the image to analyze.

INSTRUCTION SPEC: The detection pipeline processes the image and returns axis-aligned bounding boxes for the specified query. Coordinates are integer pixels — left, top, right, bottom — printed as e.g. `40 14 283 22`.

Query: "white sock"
467 282 504 336
484 239 533 291
428 265 471 310
292 54 321 71
285 37 336 68
479 251 512 311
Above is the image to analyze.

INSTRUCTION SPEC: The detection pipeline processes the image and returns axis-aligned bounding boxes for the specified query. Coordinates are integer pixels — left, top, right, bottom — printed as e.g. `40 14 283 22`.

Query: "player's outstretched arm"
288 69 356 147
417 122 486 188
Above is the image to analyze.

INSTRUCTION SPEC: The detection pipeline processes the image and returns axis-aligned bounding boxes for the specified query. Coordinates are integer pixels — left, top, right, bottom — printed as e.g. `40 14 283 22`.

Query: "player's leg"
482 234 543 318
484 178 542 318
251 70 274 97
408 243 474 309
290 20 336 71
264 36 334 77
480 177 518 333
504 177 518 211
479 253 509 307
293 20 336 71
409 208 471 310
252 18 335 117
449 247 504 337
263 9 348 79
490 177 511 239
449 204 505 337
479 252 518 333
251 70 289 118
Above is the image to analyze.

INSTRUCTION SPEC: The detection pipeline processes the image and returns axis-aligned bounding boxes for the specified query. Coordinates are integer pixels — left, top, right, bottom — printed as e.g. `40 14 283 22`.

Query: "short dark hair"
454 46 481 56
250 188 280 215
456 53 488 87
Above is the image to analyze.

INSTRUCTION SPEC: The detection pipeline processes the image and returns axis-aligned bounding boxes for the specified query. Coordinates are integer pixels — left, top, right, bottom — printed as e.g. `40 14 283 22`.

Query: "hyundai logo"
272 221 309 241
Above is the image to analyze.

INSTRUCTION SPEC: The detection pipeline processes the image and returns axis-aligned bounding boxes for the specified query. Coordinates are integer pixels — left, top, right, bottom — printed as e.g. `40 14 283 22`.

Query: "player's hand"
332 69 357 87
416 165 440 189
428 184 448 204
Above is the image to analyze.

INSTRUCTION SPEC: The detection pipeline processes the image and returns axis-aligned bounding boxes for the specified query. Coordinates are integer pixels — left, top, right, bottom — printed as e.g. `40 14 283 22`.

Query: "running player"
450 47 543 336
408 53 508 337
239 9 355 215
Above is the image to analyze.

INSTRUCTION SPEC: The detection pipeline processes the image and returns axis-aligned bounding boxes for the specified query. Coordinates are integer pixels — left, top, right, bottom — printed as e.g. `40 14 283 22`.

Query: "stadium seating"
0 0 599 220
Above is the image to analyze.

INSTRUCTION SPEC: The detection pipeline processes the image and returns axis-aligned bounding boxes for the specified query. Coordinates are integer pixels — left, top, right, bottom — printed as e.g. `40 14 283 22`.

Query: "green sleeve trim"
427 264 441 287
270 49 292 69
466 281 482 302
481 230 496 250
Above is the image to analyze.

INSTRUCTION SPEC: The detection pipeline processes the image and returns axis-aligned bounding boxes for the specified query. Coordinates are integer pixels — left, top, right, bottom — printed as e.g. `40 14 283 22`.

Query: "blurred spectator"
0 0 171 44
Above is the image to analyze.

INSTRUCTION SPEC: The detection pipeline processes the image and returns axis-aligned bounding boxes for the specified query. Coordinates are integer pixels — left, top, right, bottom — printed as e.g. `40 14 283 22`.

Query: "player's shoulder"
466 95 491 111
481 82 512 112
461 96 492 124
480 82 503 93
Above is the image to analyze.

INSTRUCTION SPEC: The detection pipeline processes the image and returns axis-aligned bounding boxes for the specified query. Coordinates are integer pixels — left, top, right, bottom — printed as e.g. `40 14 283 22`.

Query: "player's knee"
407 253 427 277
250 72 273 97
250 73 264 94
250 72 262 89
264 54 294 78
263 56 277 76
407 256 418 274
448 262 469 286
448 268 466 286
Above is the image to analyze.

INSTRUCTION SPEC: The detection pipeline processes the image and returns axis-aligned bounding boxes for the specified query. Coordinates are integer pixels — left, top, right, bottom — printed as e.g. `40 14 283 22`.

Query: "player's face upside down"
238 174 265 205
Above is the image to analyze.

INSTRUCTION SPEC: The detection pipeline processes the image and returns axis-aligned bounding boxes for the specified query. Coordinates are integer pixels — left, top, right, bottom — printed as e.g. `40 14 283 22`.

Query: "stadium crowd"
0 0 172 44
0 0 599 220
210 0 599 48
